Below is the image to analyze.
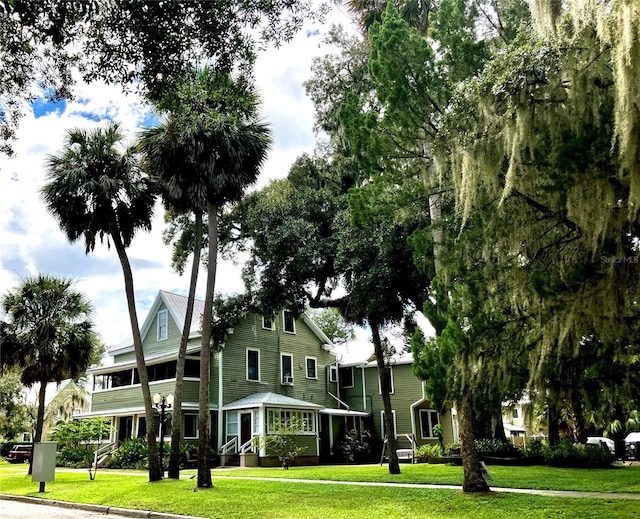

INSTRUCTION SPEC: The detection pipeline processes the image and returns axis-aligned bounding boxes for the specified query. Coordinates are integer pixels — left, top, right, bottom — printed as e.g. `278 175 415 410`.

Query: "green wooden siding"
264 434 318 457
342 364 455 448
218 313 337 408
91 380 176 413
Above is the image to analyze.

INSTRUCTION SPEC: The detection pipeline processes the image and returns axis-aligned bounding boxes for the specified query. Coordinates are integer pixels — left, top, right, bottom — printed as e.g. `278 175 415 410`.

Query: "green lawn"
206 463 640 494
0 470 638 519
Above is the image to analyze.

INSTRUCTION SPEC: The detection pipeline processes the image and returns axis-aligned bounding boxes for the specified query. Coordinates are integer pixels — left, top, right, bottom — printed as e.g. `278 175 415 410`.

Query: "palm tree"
142 67 271 488
1 275 96 470
139 118 205 480
346 0 433 34
40 122 163 481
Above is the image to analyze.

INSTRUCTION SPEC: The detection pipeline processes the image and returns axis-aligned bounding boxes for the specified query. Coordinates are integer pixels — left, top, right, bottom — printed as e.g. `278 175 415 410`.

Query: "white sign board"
31 442 57 483
480 461 493 482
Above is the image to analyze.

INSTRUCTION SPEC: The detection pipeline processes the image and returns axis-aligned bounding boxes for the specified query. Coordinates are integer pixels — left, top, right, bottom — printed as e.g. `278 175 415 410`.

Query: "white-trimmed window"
340 366 354 388
184 414 198 439
281 353 294 385
157 309 168 341
267 409 315 434
419 409 440 439
247 348 260 381
381 410 397 439
305 356 317 379
329 366 338 383
283 310 296 334
262 316 274 330
226 412 238 443
378 366 395 395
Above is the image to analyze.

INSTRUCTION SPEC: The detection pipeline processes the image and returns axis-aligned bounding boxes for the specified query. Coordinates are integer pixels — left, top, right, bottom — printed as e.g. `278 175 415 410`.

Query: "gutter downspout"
361 366 367 411
217 350 224 450
410 381 428 445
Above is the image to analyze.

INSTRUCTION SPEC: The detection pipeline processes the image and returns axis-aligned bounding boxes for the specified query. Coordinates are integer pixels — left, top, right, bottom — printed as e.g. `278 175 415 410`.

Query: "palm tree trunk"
29 380 48 475
112 233 162 482
197 202 218 488
169 211 203 479
371 319 400 475
459 392 490 492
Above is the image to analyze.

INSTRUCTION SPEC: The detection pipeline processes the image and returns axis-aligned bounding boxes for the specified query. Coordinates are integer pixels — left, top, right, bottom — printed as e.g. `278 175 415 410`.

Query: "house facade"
82 290 369 465
80 290 454 465
335 344 458 455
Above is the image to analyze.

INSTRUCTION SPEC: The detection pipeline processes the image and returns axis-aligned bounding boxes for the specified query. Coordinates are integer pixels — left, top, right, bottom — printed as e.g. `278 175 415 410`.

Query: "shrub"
475 438 520 457
57 446 92 468
105 438 148 469
257 415 307 469
414 444 440 463
445 439 520 458
335 429 372 463
545 438 614 468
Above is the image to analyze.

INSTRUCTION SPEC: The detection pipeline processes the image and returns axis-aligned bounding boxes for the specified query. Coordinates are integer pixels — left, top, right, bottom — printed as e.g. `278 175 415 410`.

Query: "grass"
1 469 639 519
206 463 640 494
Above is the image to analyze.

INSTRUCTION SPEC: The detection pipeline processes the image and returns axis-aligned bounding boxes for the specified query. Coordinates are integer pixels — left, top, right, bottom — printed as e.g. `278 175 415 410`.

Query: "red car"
6 444 32 463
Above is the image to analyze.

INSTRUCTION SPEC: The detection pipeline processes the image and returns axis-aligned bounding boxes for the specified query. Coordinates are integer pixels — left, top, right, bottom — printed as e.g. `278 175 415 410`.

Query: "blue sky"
0 11 359 347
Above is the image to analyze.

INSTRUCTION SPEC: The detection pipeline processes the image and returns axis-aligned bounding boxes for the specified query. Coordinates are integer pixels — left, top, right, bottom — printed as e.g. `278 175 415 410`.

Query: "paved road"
1 498 109 518
0 495 204 519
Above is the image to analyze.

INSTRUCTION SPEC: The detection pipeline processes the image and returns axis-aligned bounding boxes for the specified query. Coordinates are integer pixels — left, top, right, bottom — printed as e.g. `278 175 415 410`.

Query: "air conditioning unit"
283 375 294 385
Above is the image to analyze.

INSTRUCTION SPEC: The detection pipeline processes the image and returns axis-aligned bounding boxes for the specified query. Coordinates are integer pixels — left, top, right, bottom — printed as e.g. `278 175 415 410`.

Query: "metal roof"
223 392 324 411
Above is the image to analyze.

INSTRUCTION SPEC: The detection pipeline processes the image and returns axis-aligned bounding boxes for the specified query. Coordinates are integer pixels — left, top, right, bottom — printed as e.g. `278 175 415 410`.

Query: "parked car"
5 444 32 463
625 432 640 460
586 436 615 454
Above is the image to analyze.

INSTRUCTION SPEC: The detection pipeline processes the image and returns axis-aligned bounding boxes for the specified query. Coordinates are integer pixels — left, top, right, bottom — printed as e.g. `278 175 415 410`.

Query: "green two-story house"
336 344 458 455
81 290 367 465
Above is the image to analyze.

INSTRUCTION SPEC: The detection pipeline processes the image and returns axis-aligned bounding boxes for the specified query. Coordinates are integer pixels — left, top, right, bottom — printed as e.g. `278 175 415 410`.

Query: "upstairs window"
157 309 168 341
305 356 317 379
281 353 294 384
329 366 338 383
339 366 354 388
283 310 296 334
247 349 260 381
262 316 274 330
512 408 519 419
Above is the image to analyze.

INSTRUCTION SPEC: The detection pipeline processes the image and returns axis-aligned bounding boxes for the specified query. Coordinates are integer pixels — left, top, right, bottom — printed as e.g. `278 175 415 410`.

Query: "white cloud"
0 9 355 348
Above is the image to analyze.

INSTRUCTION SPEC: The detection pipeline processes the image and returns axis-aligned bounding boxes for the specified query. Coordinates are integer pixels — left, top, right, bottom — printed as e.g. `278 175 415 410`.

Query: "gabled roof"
108 290 333 356
109 290 205 355
223 392 324 411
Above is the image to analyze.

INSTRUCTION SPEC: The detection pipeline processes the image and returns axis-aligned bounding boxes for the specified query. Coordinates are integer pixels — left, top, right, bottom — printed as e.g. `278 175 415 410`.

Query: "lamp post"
153 392 173 475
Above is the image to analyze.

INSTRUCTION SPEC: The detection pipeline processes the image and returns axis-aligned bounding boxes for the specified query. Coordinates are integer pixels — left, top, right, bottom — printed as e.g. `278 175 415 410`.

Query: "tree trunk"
493 407 509 444
547 388 560 446
113 234 161 482
371 319 400 475
198 203 218 489
168 211 203 479
459 392 490 492
28 380 48 475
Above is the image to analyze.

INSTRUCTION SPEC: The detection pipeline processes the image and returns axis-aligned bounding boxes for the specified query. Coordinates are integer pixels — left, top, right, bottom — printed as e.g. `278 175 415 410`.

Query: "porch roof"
222 392 323 411
75 401 214 419
319 408 370 417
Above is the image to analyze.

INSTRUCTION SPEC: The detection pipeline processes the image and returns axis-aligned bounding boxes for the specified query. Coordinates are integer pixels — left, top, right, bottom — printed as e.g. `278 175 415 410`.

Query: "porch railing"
239 434 259 454
93 441 117 467
221 437 238 455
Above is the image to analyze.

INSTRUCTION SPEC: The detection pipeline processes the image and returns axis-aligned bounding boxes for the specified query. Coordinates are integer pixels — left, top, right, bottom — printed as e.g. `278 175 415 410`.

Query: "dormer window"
157 309 168 341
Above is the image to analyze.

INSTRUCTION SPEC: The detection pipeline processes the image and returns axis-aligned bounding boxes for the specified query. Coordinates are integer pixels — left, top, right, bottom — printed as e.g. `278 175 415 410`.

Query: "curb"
0 494 206 519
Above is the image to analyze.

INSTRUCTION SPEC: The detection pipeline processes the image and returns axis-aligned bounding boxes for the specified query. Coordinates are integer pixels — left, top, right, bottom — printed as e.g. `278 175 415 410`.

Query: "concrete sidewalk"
209 475 640 500
2 474 640 519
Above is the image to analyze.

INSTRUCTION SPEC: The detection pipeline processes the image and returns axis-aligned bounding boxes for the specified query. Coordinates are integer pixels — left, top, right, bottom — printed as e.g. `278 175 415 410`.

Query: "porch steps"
222 454 240 467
